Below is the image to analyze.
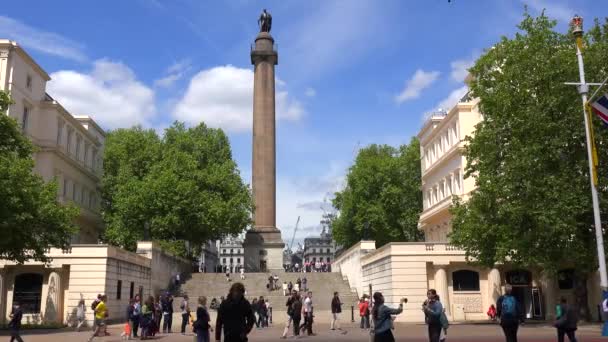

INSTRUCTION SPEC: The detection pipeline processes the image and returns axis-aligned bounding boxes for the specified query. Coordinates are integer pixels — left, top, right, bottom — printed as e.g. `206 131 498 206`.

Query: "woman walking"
422 289 443 342
140 296 155 339
194 296 212 342
371 292 405 342
75 299 86 331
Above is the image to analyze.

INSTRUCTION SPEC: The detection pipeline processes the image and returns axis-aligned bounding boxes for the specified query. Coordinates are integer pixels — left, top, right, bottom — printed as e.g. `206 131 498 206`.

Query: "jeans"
557 328 577 342
293 317 301 336
163 313 173 333
195 328 210 342
374 329 395 342
501 321 519 342
131 317 140 337
300 312 313 335
10 329 24 342
181 313 189 333
360 315 370 329
428 323 442 342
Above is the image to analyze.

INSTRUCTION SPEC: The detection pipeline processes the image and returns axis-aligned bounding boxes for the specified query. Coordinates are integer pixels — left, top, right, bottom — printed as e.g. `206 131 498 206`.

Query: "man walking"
497 285 523 342
161 292 174 333
281 290 298 338
9 301 24 342
88 294 108 342
215 282 256 342
300 291 315 336
331 292 343 330
181 295 191 335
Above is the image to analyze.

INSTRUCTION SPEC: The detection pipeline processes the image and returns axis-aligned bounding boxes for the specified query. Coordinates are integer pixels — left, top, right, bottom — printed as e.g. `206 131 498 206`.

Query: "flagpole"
571 15 608 290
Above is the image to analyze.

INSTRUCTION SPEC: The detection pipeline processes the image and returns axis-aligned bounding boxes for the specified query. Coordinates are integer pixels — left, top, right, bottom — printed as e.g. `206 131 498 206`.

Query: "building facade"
303 227 335 266
334 87 601 323
0 40 189 326
198 240 218 273
218 237 245 272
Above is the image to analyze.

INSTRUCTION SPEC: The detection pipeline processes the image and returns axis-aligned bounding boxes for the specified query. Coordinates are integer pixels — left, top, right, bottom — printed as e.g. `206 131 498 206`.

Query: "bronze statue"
258 9 272 33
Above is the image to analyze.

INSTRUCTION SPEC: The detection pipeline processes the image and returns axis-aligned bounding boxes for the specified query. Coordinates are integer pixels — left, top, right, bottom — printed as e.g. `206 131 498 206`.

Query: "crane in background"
289 216 300 252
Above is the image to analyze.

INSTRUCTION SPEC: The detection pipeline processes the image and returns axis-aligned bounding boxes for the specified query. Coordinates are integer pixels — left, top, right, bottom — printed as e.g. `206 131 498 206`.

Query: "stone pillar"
243 31 284 272
541 272 557 320
488 268 502 305
0 270 5 324
44 271 62 324
435 266 450 315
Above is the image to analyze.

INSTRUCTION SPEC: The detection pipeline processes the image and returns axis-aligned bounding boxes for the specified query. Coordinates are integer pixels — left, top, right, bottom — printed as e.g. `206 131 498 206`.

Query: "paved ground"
2 321 606 341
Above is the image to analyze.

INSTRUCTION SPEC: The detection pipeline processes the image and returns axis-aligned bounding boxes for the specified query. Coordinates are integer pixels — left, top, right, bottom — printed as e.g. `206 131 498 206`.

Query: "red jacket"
359 301 369 317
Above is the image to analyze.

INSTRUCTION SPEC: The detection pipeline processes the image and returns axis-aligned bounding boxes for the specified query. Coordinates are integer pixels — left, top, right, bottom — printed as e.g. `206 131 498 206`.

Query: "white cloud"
305 87 316 98
173 65 304 133
47 59 157 129
523 0 573 23
395 69 441 104
154 59 192 88
0 16 87 62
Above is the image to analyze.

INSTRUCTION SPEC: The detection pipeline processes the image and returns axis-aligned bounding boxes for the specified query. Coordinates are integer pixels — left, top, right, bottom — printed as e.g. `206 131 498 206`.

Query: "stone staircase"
175 272 359 312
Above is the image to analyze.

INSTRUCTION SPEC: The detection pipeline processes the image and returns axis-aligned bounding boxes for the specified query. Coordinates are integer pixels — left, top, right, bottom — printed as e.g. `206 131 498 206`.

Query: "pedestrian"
554 297 578 342
257 296 268 328
88 294 108 342
215 282 256 342
302 277 308 291
371 292 405 342
140 295 155 339
274 274 280 290
288 281 293 294
281 290 298 338
299 291 315 336
422 289 443 342
296 278 302 291
603 290 608 336
154 295 162 335
125 298 135 339
331 291 343 330
487 304 497 321
290 293 303 338
8 301 24 342
161 292 174 333
359 296 370 329
194 296 212 342
282 281 288 296
240 266 245 280
91 294 102 331
180 295 191 335
497 285 523 342
268 275 274 291
132 294 142 338
266 299 272 325
226 269 231 282
75 299 86 331
251 298 259 328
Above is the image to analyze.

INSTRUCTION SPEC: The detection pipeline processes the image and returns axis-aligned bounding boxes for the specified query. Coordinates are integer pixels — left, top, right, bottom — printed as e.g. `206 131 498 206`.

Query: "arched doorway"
13 273 43 313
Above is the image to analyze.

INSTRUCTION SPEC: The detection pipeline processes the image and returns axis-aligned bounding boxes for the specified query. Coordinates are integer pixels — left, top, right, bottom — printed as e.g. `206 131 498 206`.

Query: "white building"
218 237 245 272
0 40 189 326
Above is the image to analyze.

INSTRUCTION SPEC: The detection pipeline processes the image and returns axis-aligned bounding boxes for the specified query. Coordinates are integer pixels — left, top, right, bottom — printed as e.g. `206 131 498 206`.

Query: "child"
120 321 132 340
487 304 497 321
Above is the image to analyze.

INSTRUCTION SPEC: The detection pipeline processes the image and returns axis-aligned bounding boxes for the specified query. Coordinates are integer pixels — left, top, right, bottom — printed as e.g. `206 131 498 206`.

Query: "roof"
0 40 51 81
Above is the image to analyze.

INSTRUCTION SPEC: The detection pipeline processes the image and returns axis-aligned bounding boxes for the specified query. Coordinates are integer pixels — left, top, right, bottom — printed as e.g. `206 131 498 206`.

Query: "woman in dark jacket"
194 296 212 342
372 292 405 342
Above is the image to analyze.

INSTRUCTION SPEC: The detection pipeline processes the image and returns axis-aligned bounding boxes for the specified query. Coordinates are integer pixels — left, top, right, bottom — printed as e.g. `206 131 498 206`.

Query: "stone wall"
136 241 191 295
332 241 376 297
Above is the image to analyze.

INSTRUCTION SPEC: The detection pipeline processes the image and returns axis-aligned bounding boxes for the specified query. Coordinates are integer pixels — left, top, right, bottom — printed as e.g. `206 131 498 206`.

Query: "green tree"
0 91 78 263
450 13 608 317
331 138 423 248
102 122 253 256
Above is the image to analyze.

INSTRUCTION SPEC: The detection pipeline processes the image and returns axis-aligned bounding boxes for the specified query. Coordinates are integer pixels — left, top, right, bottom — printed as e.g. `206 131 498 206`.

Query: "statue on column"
258 9 272 33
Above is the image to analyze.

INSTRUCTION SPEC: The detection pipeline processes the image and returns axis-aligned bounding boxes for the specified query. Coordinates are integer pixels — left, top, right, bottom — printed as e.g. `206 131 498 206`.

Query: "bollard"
351 305 355 322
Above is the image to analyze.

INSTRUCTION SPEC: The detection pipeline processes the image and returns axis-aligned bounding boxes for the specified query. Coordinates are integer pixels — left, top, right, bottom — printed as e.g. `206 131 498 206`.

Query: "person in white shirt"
282 282 288 296
300 292 315 336
240 267 245 280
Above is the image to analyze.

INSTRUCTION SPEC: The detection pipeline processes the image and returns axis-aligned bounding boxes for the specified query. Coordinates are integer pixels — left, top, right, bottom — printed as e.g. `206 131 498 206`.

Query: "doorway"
260 260 267 272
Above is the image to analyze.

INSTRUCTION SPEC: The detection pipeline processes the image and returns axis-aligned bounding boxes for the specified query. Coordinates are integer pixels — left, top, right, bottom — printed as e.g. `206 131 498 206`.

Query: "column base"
243 228 285 272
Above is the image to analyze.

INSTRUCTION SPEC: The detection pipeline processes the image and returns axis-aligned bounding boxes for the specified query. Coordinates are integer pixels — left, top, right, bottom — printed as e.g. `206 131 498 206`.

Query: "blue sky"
1 0 604 245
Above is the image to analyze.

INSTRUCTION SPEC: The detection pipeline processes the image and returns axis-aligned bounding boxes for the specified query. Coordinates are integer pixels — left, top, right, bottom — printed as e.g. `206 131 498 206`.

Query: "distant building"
218 236 244 272
199 240 218 272
303 221 336 265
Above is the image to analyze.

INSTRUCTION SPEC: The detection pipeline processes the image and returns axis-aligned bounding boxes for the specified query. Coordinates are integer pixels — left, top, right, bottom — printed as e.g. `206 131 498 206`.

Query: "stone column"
435 266 450 315
541 272 557 320
488 268 502 304
0 270 5 324
44 271 62 324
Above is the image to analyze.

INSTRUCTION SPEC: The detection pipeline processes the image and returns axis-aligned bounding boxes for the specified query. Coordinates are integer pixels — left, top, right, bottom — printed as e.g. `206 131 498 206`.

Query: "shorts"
95 319 106 326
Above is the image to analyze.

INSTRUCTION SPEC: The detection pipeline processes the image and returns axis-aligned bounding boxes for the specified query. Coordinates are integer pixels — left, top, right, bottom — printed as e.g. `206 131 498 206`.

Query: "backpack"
501 295 517 319
91 299 99 311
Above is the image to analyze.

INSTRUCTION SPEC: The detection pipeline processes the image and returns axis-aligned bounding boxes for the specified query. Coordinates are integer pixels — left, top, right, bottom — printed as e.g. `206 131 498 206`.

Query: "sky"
1 0 605 247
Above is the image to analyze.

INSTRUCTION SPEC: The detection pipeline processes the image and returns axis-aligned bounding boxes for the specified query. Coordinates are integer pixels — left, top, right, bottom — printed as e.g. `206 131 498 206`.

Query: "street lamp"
568 14 608 290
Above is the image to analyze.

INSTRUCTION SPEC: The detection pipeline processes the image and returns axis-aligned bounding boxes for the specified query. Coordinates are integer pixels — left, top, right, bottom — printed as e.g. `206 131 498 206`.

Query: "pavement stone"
1 321 606 341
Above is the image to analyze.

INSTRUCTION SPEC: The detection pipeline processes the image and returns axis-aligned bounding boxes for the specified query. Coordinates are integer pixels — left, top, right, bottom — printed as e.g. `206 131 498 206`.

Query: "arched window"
13 273 43 313
452 270 480 291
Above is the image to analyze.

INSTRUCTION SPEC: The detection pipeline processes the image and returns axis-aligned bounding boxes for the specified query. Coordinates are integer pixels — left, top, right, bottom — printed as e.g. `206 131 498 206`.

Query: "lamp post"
570 14 608 290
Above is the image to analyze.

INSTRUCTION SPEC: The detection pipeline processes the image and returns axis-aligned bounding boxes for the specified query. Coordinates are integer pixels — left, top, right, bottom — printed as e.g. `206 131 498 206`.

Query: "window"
91 149 97 170
76 136 82 160
230 249 234 254
63 178 68 197
138 286 143 299
67 129 73 154
21 106 29 132
312 248 316 253
327 248 330 254
223 258 226 264
312 257 316 263
130 282 135 299
558 269 575 290
454 170 461 194
237 258 240 264
439 181 445 200
230 258 233 264
13 273 43 313
452 270 480 291
116 280 122 299
26 74 32 89
84 143 89 166
326 257 330 262
57 121 64 145
446 176 452 196
223 249 226 254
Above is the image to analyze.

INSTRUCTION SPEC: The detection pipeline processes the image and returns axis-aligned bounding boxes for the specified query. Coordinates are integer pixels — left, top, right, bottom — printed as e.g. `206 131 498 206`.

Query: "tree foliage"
0 91 79 263
450 13 608 274
101 122 252 255
331 138 423 248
